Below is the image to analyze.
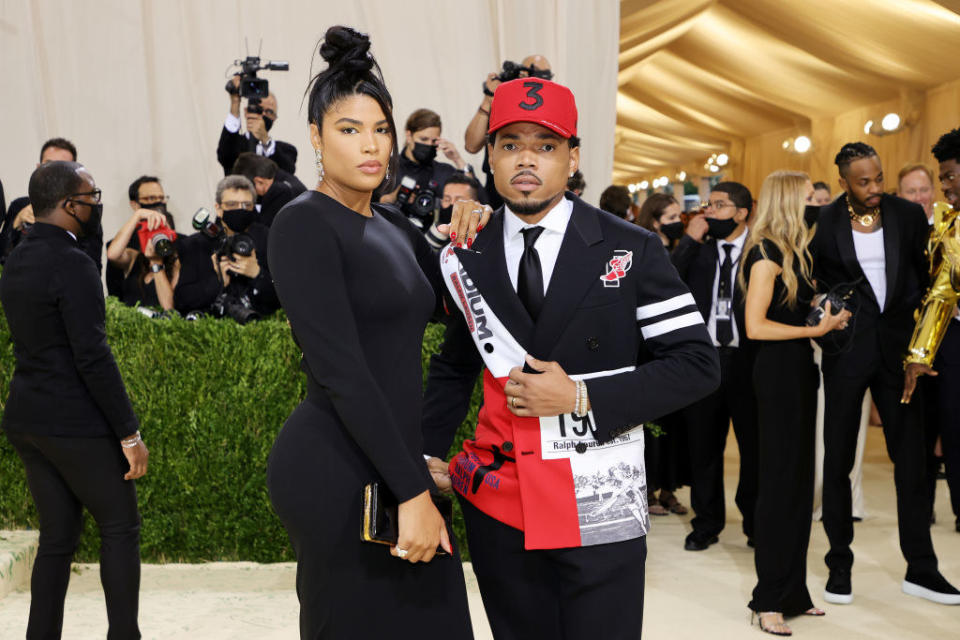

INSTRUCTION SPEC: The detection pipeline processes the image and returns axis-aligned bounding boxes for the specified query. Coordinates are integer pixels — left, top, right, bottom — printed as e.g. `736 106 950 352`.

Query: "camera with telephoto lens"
496 60 554 83
806 282 857 327
397 176 439 228
192 208 254 259
136 220 177 259
209 290 260 325
224 53 289 99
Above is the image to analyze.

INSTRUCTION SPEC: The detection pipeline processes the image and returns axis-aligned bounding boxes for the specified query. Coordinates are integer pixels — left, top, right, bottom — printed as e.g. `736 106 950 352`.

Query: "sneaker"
824 569 853 604
903 570 960 605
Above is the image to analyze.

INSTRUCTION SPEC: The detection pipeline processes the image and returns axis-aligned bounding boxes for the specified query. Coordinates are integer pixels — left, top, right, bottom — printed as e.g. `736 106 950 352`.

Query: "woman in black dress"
741 171 850 636
266 27 480 639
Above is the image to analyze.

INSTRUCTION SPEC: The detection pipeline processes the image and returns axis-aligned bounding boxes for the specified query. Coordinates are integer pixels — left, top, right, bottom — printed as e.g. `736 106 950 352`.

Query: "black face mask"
412 142 437 165
438 205 453 226
69 201 103 238
804 205 820 228
706 217 739 239
264 115 274 132
660 221 685 241
221 208 255 233
139 201 168 215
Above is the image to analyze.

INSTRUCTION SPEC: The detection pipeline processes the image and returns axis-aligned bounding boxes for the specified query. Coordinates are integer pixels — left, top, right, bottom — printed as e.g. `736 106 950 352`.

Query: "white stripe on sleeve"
636 293 696 321
640 311 704 339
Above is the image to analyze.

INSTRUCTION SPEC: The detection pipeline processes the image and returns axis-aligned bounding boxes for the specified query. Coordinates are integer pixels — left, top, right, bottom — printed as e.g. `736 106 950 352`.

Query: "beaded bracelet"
121 431 142 449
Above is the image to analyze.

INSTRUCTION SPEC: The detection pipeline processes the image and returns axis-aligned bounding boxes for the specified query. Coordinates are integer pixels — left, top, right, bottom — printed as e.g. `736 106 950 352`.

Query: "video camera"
497 60 554 83
397 176 439 229
225 50 289 99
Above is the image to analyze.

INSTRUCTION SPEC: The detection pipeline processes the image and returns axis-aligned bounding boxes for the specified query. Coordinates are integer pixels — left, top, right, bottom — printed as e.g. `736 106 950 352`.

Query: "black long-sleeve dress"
266 191 473 639
745 239 818 615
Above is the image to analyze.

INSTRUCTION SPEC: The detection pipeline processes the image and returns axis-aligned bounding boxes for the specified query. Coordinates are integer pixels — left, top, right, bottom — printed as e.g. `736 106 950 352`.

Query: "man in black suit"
421 78 720 639
230 152 303 228
1 138 103 271
671 181 759 551
217 77 297 176
813 142 960 605
0 161 148 639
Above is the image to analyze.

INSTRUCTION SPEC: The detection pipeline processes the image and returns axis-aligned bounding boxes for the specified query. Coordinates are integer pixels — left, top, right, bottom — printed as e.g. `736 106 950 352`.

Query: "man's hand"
685 214 708 242
483 72 501 97
441 199 493 249
225 251 261 279
228 75 241 117
436 138 465 170
505 355 578 417
136 209 167 230
122 438 149 480
215 255 232 287
426 456 452 494
902 362 937 404
246 112 269 144
13 204 35 230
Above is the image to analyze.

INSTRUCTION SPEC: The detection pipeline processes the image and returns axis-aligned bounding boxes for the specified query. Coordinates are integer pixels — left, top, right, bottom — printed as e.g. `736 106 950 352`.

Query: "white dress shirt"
224 113 276 158
853 228 886 310
706 228 747 347
503 197 574 294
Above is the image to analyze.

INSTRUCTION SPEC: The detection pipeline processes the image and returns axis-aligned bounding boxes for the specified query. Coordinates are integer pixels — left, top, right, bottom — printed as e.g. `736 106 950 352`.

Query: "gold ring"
510 396 517 408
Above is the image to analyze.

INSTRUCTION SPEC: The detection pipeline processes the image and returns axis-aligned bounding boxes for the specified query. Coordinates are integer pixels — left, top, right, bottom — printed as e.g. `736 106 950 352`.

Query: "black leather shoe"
903 569 960 605
824 569 853 604
684 532 719 551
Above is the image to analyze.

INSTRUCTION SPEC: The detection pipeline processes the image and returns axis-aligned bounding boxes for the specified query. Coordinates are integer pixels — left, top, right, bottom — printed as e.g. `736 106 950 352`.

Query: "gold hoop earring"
315 148 324 182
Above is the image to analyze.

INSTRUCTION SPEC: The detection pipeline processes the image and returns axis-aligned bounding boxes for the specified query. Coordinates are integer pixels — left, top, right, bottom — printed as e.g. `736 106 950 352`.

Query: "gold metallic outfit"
905 201 960 366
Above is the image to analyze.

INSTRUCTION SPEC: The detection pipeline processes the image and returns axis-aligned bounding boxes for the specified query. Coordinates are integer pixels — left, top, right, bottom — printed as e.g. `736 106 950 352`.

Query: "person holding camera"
0 161 148 640
230 152 303 227
217 75 298 176
740 171 851 635
380 108 475 227
174 175 277 322
1 138 103 272
106 204 179 311
464 54 552 210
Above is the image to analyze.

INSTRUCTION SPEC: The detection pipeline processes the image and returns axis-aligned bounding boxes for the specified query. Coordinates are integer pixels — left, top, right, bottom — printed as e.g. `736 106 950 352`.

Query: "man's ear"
568 146 580 178
838 175 848 193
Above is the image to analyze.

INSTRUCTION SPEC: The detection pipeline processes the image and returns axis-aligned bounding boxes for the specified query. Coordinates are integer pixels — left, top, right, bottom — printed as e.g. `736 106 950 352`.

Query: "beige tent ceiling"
615 0 960 184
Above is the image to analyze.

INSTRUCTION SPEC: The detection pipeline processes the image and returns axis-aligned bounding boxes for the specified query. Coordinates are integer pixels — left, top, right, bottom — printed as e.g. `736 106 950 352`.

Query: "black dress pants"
683 346 759 538
460 497 646 640
5 430 141 640
822 363 938 575
933 324 960 523
749 342 817 615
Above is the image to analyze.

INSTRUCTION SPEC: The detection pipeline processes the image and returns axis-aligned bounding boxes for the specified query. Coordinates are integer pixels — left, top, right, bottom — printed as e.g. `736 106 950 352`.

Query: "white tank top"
852 228 886 310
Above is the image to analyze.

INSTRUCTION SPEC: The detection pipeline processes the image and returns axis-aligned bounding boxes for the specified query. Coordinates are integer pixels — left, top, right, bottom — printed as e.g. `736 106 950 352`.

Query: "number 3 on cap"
519 81 544 111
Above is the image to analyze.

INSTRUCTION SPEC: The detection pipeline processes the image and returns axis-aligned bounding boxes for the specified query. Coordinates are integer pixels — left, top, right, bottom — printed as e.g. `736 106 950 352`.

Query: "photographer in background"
463 54 552 209
174 175 277 323
106 199 179 311
381 109 475 228
568 170 586 198
230 152 302 227
421 173 482 249
217 75 297 176
1 138 103 272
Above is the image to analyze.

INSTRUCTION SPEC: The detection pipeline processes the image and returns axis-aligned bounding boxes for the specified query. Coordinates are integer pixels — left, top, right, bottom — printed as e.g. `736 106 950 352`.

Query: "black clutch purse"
361 482 453 555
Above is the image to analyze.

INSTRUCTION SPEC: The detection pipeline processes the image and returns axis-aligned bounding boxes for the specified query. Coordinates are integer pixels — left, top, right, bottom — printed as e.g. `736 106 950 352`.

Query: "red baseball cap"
487 78 578 139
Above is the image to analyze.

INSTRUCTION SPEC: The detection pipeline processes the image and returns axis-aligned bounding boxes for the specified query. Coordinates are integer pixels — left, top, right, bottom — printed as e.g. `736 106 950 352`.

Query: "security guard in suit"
421 78 720 640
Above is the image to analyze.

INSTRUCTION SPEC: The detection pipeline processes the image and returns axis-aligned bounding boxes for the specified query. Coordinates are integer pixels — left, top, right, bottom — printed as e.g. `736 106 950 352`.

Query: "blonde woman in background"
740 171 850 636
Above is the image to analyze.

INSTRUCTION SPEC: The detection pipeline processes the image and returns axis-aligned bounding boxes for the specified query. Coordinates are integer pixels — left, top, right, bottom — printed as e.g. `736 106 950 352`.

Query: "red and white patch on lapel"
600 250 633 287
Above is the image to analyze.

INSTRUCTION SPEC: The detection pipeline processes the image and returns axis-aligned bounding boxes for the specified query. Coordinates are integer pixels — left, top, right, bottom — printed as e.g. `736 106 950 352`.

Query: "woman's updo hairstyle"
305 26 398 192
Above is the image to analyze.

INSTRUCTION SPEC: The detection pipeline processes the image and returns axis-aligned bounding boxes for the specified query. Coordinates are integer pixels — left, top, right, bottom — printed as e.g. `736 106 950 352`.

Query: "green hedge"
0 295 481 562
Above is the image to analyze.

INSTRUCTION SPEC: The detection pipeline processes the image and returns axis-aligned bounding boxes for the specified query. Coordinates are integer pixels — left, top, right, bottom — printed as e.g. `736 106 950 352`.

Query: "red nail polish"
450 231 457 240
458 242 463 248
467 237 473 248
476 224 484 232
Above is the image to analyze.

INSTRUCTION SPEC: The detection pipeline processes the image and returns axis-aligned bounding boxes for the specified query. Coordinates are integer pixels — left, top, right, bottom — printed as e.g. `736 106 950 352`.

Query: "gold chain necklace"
847 200 880 227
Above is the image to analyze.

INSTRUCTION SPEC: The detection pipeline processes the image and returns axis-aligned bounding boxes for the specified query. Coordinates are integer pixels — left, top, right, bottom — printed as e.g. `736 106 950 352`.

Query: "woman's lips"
358 161 382 174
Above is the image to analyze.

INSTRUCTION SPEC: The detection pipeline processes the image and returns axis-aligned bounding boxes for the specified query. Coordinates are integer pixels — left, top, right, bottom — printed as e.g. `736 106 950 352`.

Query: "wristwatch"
149 263 163 273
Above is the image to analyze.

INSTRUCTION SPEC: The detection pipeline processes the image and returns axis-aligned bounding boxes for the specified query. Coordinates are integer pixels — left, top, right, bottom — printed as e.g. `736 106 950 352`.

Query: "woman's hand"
426 456 453 494
438 199 493 249
136 209 167 230
391 490 451 563
815 300 852 336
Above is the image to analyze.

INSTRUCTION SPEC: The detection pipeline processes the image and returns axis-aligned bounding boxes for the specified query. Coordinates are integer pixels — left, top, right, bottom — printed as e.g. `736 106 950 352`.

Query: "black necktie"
717 243 733 346
518 226 545 321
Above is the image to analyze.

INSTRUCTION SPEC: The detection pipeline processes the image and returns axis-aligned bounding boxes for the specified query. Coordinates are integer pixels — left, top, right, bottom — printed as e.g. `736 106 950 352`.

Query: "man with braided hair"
811 141 960 605
903 127 960 537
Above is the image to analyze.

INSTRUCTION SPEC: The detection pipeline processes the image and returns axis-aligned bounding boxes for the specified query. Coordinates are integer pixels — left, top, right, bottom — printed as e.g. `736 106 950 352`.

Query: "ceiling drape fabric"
618 0 960 193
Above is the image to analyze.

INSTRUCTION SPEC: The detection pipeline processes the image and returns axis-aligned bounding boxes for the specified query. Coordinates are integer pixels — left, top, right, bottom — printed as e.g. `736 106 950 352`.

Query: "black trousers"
683 346 759 538
822 362 938 575
749 342 817 615
5 430 141 640
933 324 960 522
460 498 646 640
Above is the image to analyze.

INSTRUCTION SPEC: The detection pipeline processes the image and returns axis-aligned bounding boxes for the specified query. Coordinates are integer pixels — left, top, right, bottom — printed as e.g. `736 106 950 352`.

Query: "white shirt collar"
504 196 573 238
718 227 748 250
